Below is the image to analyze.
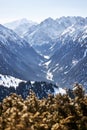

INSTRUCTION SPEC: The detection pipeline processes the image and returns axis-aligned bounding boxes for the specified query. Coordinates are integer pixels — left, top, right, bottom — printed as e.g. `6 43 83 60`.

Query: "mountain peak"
40 17 55 25
4 18 37 30
14 18 37 25
4 18 37 37
44 17 54 22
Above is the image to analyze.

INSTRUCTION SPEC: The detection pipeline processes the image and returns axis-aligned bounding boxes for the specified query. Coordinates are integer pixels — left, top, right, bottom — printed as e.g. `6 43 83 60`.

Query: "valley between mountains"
0 16 87 95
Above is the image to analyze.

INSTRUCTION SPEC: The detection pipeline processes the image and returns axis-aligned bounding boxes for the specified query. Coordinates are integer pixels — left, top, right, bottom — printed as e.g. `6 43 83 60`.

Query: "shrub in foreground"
0 84 87 130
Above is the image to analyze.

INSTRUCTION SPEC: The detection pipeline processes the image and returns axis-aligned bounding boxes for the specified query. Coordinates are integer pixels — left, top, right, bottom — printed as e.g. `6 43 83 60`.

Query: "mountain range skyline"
1 16 87 25
0 0 87 23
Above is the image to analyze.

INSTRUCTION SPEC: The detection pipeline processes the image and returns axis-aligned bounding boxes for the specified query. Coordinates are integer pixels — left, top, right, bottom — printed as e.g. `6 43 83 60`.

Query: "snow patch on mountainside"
31 81 35 84
44 55 50 59
83 49 87 57
72 60 79 66
54 87 66 95
0 74 25 88
61 25 75 36
46 69 53 81
44 60 51 69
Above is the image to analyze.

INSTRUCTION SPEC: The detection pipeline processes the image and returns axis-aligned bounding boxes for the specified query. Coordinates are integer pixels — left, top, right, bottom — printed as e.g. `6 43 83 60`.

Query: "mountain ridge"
1 16 87 90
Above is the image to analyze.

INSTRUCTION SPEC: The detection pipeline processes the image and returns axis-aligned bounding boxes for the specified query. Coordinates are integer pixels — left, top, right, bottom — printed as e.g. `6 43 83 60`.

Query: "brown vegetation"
0 84 87 130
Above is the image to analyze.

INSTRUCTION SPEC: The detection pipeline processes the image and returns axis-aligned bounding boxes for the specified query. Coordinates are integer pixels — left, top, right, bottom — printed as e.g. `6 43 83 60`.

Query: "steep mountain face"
44 25 87 90
0 24 44 81
23 18 68 55
4 18 37 37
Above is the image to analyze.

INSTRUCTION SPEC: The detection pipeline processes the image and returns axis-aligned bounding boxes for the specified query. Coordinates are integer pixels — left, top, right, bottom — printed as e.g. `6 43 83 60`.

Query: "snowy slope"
24 17 65 44
0 73 66 94
24 17 67 41
0 74 66 101
43 25 87 89
0 74 25 88
0 24 25 46
23 17 67 55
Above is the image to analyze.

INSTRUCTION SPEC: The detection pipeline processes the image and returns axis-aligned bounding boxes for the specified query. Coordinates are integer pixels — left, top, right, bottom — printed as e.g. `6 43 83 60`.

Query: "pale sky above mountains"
0 0 87 23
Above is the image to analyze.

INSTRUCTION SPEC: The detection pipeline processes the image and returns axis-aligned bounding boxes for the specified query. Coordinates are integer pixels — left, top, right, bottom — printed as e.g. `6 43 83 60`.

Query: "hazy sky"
0 0 87 23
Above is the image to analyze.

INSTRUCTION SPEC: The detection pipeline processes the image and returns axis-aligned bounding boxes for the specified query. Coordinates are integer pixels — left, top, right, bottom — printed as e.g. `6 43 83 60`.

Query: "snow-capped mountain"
43 24 87 90
23 17 68 55
0 24 44 81
47 23 87 57
23 17 87 56
4 17 87 56
4 18 37 37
